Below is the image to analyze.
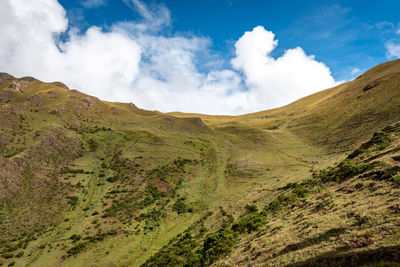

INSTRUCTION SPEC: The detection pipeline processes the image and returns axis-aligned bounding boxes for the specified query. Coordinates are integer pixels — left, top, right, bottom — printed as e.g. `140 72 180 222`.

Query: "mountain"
0 59 399 267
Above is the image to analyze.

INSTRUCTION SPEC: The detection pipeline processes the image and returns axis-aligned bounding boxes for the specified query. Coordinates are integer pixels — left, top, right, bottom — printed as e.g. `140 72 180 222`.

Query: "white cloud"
386 42 400 59
121 0 171 31
0 0 141 102
350 67 361 77
231 26 337 110
0 0 338 115
81 0 107 8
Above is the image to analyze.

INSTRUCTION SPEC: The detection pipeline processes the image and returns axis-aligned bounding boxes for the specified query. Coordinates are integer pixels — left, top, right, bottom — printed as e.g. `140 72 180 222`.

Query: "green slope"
0 59 399 267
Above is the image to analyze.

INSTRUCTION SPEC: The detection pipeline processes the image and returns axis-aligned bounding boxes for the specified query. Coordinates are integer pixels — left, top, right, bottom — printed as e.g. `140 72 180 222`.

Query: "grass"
1 59 400 266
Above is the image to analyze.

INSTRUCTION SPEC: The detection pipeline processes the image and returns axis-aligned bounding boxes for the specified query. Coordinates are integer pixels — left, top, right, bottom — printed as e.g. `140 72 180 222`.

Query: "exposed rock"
111 106 120 115
185 117 206 128
47 90 57 95
267 125 280 130
9 80 23 92
49 108 60 115
0 72 15 82
27 94 42 106
19 76 36 82
0 90 12 102
362 80 380 92
81 97 92 107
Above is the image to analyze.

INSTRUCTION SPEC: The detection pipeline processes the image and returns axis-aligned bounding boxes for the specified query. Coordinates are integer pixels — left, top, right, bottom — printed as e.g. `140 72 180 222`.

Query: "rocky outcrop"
0 73 15 82
9 80 23 92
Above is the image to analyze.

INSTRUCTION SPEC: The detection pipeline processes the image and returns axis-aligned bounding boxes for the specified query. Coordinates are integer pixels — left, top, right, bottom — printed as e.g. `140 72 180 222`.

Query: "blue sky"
60 0 400 81
1 0 400 114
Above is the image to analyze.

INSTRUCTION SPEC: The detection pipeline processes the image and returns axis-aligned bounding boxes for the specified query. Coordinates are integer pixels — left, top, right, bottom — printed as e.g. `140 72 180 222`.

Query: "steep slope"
173 59 400 153
0 59 399 267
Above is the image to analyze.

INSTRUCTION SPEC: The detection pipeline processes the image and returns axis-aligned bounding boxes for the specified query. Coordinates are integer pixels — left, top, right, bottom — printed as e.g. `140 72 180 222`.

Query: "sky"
1 0 399 115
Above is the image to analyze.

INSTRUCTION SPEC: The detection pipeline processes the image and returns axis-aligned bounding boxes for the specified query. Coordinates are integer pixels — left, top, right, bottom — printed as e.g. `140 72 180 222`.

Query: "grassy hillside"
0 59 399 266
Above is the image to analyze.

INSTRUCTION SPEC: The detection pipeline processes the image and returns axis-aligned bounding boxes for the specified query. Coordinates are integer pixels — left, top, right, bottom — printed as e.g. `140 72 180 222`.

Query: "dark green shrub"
87 139 98 151
292 184 309 198
67 242 86 256
66 196 79 207
70 234 81 242
1 253 13 259
245 204 258 213
142 233 201 267
316 159 370 183
231 212 266 233
392 175 400 186
202 228 238 264
172 199 187 214
106 176 118 183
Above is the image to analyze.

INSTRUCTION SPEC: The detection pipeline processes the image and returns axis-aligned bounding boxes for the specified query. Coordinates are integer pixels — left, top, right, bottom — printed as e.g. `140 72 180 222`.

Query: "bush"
316 159 370 183
202 228 238 264
106 176 118 183
392 175 400 186
292 184 309 198
67 242 86 256
231 212 266 233
70 234 81 242
66 196 79 208
87 139 98 151
142 233 201 267
266 193 298 212
245 204 258 213
1 253 13 259
172 199 187 214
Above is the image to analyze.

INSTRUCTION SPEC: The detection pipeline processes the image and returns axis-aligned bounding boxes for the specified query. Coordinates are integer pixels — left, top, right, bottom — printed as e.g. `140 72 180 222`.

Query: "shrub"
245 204 258 213
87 139 98 151
292 184 309 198
355 214 371 226
202 228 238 265
231 212 266 234
142 233 201 267
66 196 79 207
67 242 86 256
106 176 118 183
266 192 299 212
316 159 370 183
1 253 13 259
392 175 400 186
70 234 81 242
172 199 187 214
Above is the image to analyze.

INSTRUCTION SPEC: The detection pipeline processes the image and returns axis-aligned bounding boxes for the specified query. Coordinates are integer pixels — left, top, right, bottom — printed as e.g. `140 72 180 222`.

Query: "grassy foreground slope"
0 59 399 266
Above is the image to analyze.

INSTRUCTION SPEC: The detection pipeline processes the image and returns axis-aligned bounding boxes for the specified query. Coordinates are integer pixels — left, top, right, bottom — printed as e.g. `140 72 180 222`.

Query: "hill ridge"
0 59 399 266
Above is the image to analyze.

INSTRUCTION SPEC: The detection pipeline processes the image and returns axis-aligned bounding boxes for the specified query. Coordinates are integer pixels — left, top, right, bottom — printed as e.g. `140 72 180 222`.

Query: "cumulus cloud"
231 26 337 109
121 0 171 31
0 0 141 102
0 0 338 115
386 42 400 59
